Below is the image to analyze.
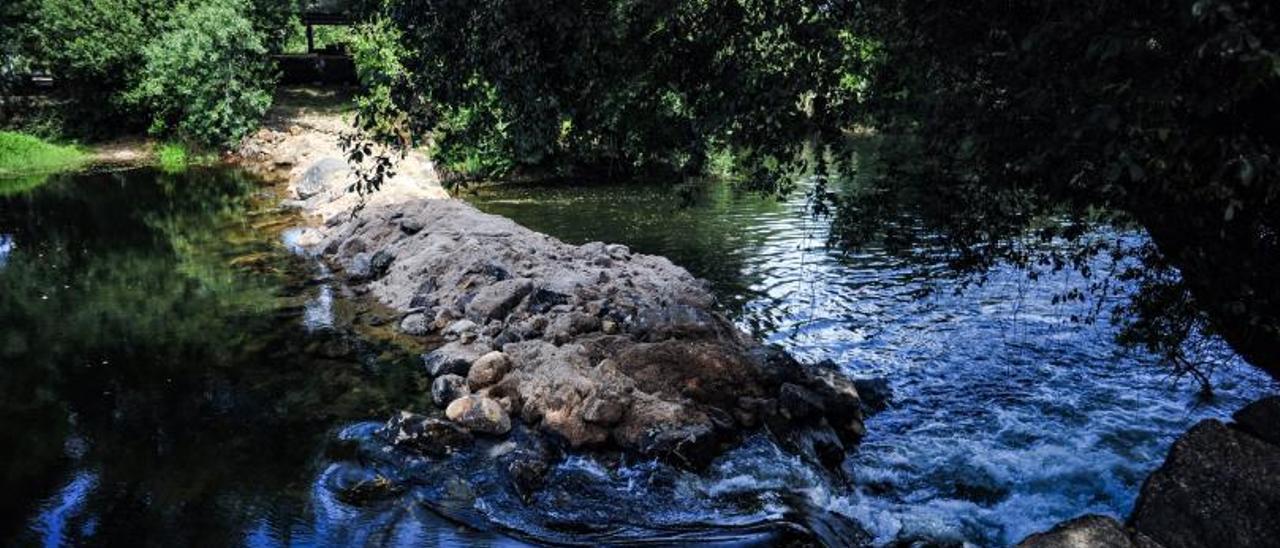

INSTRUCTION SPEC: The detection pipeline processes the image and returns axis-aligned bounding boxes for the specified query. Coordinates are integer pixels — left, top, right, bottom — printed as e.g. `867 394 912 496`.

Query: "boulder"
423 342 484 377
502 433 562 504
581 394 627 425
1129 419 1280 548
1018 515 1151 548
399 312 430 336
545 311 601 344
524 287 569 314
296 157 345 200
468 351 511 390
1232 396 1280 446
380 411 473 456
779 383 825 420
780 421 847 472
346 252 373 282
442 319 478 340
431 374 470 408
369 250 395 278
446 395 512 435
853 377 893 412
399 217 424 235
466 278 534 321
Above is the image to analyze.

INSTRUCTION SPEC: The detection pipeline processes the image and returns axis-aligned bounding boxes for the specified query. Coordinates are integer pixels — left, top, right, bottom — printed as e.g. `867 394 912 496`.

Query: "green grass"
0 131 88 178
156 142 218 174
157 142 190 173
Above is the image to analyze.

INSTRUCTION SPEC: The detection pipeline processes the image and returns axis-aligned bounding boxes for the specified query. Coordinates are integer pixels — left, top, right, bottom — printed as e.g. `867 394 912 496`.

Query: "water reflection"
0 168 430 545
0 233 12 268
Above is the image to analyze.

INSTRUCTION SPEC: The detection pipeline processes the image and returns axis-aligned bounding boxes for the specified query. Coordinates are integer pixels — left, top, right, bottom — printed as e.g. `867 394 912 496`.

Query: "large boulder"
423 342 485 377
466 278 533 322
1232 396 1280 446
296 157 345 200
446 395 512 435
467 351 511 390
1018 515 1153 548
1129 418 1280 548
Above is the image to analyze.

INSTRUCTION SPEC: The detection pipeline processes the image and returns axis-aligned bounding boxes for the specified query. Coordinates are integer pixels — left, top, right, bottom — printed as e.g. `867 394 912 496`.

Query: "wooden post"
306 23 314 53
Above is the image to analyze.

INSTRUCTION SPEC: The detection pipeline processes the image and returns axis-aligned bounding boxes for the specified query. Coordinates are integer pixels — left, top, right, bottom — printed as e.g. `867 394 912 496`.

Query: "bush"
25 0 176 133
126 0 276 147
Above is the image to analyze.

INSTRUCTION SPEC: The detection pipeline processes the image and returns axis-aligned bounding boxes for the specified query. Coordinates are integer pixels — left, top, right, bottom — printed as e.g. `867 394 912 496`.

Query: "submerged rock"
446 395 512 435
329 465 403 505
380 411 473 456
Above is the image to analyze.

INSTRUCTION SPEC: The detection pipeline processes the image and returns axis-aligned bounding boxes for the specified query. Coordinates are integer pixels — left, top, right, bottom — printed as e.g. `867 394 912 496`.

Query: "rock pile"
306 197 867 470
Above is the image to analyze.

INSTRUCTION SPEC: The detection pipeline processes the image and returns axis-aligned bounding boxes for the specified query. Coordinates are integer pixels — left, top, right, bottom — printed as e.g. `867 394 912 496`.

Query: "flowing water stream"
1 167 1276 546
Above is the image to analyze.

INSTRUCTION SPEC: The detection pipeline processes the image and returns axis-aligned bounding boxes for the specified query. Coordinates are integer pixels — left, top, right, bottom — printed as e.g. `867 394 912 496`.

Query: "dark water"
3 167 1276 547
0 168 456 545
464 180 1279 545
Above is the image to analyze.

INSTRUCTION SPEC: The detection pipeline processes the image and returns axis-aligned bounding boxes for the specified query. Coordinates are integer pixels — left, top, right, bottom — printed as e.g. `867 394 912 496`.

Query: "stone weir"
303 197 866 471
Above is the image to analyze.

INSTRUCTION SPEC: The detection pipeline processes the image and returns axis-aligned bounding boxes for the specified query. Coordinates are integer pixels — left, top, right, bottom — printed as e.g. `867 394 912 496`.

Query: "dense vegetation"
345 0 1279 384
1 0 295 146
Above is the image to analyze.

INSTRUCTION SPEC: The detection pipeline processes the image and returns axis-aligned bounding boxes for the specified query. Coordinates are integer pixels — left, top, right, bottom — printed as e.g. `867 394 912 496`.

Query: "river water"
464 180 1279 545
1 167 1276 546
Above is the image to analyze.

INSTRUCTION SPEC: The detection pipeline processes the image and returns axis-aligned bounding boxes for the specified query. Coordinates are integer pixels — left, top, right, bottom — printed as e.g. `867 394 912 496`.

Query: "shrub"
25 0 176 133
125 0 275 147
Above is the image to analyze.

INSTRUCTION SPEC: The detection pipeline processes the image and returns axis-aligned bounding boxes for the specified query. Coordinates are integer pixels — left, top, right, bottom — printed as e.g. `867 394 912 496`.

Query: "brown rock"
446 395 512 435
468 351 512 390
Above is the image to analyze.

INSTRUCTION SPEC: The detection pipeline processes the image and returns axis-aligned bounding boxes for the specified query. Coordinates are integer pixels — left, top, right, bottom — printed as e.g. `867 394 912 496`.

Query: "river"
1 167 1275 546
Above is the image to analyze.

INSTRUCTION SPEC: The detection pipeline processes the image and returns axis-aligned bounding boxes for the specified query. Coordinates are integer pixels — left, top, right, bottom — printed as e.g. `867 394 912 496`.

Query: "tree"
349 0 871 188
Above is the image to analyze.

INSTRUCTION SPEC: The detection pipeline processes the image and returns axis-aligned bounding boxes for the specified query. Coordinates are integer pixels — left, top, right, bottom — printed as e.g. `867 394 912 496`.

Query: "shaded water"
464 180 1279 545
0 168 461 545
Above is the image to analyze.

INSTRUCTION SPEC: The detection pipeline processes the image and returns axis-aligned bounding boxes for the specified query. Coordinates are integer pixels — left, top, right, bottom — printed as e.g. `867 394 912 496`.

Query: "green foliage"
13 0 286 145
126 0 276 147
350 0 874 189
24 0 176 132
0 131 86 179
